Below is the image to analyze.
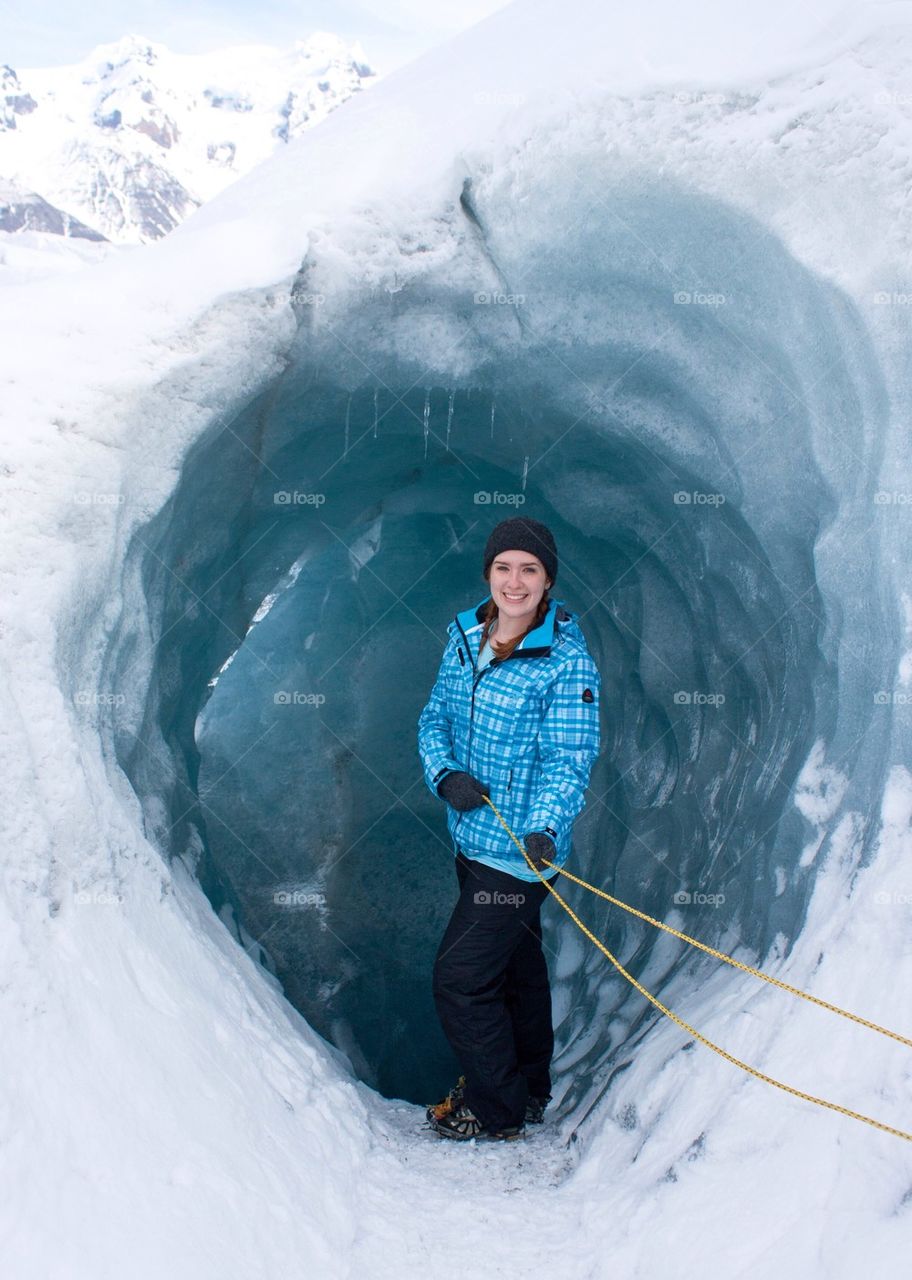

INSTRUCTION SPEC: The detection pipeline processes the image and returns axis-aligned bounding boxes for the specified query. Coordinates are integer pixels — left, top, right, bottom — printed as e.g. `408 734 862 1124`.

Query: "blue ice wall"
112 173 895 1108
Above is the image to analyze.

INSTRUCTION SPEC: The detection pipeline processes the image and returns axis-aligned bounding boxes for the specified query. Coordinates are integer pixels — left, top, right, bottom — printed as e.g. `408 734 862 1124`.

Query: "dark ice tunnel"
111 176 894 1111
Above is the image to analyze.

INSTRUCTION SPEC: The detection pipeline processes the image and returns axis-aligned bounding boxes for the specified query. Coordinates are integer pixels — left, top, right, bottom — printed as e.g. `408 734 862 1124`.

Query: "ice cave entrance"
113 183 888 1108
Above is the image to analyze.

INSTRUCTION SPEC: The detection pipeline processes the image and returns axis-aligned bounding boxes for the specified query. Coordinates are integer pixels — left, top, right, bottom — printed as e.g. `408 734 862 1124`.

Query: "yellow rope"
549 859 912 1047
482 795 912 1143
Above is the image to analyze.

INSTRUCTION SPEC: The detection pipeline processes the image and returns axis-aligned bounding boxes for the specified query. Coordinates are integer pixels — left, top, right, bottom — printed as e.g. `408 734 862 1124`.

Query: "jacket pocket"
501 751 538 828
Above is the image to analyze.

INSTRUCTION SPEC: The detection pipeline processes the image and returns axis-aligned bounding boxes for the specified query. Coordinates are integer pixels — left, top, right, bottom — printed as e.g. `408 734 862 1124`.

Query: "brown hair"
479 582 551 661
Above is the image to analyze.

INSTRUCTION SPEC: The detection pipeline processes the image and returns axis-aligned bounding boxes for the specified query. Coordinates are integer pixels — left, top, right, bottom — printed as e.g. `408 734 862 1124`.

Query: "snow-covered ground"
0 226 123 282
2 1 912 1276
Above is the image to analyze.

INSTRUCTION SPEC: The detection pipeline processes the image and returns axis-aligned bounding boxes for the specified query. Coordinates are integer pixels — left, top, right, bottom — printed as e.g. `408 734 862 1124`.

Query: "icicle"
446 389 455 452
423 387 431 460
490 399 496 439
344 393 351 456
521 454 529 492
373 386 379 438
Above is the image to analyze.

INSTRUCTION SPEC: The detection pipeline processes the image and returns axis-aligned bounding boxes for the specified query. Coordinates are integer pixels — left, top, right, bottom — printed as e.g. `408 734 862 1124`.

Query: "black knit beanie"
482 517 558 585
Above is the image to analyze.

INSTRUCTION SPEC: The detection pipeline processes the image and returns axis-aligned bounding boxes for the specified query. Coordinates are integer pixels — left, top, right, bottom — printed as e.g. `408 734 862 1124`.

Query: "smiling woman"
419 516 601 1140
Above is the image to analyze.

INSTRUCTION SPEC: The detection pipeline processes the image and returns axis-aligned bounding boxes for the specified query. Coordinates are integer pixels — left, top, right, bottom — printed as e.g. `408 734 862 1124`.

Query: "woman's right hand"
436 770 490 811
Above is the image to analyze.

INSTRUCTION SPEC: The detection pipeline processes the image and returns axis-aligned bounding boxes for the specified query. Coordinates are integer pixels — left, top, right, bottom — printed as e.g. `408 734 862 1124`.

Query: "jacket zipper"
455 662 499 846
453 617 503 843
448 608 561 846
467 664 499 768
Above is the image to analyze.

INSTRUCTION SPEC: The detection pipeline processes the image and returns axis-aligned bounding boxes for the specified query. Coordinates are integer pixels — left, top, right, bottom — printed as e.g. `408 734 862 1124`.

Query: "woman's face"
487 550 552 629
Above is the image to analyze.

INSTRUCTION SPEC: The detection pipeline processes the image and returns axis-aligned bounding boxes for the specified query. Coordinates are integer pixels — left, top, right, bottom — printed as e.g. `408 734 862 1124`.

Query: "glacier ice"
109 168 898 1113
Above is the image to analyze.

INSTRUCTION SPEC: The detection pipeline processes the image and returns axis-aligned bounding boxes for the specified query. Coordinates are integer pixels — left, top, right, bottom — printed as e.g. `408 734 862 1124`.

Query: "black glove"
523 831 557 872
437 770 490 812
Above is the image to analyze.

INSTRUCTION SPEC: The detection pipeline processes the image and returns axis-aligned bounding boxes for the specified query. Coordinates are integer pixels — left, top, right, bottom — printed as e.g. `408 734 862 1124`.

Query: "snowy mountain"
0 175 107 240
0 32 376 243
3 0 912 1276
1 63 37 127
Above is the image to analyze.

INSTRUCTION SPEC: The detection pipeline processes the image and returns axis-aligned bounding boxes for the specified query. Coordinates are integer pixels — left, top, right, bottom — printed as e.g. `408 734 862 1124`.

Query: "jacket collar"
453 595 568 661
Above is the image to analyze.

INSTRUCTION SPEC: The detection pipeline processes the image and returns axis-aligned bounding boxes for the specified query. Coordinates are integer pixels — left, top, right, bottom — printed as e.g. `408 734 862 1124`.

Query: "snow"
0 227 121 283
3 0 912 1276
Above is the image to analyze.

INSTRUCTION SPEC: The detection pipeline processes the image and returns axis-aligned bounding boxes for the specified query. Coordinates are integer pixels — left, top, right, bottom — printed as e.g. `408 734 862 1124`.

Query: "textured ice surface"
112 167 896 1112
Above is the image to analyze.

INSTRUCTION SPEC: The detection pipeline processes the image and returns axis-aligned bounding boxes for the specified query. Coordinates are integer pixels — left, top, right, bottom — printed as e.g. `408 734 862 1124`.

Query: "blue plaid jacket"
417 594 601 882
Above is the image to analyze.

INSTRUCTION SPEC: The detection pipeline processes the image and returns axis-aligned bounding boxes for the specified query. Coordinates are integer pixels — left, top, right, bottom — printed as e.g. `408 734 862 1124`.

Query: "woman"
417 516 601 1140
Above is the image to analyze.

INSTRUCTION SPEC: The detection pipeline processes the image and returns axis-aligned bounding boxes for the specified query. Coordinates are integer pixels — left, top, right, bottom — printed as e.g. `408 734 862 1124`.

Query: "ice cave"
5 0 912 1275
111 172 893 1115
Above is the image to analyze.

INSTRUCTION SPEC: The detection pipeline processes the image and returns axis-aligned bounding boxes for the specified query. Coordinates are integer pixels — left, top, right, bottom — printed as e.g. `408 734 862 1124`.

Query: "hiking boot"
429 1100 525 1142
525 1093 552 1125
425 1075 466 1125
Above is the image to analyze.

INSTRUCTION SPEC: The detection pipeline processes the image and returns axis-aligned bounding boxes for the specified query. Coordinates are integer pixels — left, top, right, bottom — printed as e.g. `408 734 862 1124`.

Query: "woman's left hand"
523 831 557 872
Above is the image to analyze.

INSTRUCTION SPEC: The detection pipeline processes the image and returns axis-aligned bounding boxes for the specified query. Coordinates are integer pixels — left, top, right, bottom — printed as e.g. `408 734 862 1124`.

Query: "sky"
2 0 514 74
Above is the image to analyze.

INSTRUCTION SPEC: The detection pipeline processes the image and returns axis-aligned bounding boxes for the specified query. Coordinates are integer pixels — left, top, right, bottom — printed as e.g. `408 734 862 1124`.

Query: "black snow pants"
432 849 558 1130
